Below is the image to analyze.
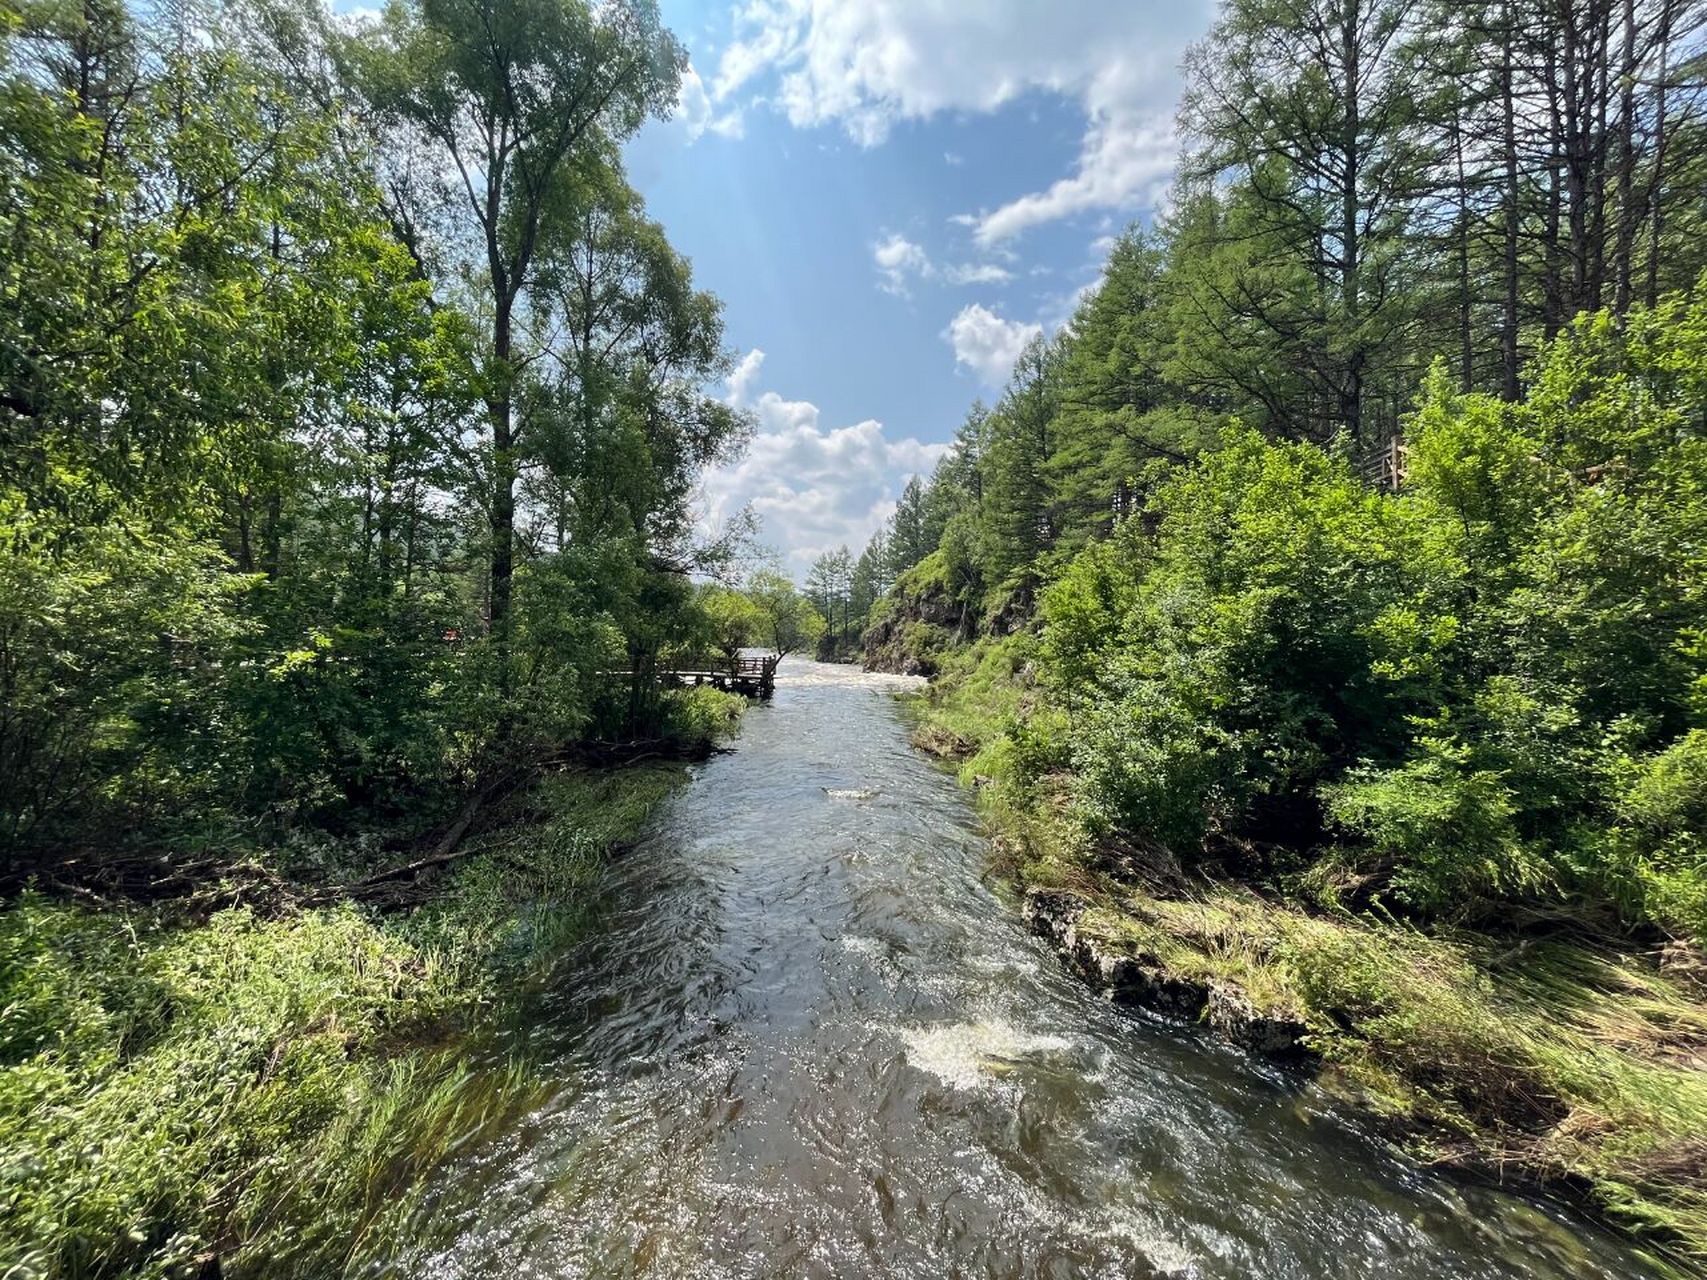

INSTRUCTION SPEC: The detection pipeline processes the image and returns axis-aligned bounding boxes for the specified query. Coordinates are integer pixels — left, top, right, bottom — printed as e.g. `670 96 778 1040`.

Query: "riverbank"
903 638 1707 1276
0 692 742 1279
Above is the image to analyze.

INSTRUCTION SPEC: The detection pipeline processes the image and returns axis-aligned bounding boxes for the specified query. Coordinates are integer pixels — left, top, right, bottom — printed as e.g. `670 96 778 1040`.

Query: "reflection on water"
392 659 1658 1280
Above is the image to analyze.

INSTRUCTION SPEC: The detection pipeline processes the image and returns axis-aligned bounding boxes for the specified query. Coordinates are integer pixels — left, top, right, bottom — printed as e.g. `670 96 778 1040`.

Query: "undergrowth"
0 764 687 1279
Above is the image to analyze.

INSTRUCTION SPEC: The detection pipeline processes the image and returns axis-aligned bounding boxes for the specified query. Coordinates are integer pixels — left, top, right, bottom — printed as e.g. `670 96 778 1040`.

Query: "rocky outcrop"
862 553 967 675
1023 889 1310 1059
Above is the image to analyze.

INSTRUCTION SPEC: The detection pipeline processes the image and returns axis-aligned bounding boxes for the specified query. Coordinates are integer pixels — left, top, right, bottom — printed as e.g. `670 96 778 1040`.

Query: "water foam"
900 1018 1075 1091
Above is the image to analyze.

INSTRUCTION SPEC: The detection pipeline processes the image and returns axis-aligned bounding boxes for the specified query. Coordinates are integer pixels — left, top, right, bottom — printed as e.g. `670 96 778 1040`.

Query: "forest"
866 0 1707 1264
7 0 1707 1274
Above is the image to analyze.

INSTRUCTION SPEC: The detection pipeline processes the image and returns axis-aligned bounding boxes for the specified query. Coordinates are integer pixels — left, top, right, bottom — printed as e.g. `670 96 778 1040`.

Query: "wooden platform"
660 653 780 699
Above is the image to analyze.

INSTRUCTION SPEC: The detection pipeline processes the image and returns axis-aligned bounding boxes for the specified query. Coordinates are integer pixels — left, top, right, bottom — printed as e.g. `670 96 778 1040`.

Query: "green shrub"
1322 740 1551 917
1043 428 1427 854
1593 731 1707 937
658 685 746 750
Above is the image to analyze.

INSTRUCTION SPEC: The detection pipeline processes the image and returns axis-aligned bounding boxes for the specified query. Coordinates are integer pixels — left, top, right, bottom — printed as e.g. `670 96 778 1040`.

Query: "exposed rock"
1024 888 1309 1059
911 724 975 759
987 582 1034 637
862 554 967 674
1206 984 1310 1058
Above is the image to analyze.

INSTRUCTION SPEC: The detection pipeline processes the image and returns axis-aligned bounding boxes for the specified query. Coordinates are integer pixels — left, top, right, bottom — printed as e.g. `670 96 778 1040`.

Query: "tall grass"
0 765 686 1279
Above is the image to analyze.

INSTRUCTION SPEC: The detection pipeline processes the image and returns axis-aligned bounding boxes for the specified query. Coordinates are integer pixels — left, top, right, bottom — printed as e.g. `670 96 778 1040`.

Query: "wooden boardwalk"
659 653 780 699
1357 435 1409 491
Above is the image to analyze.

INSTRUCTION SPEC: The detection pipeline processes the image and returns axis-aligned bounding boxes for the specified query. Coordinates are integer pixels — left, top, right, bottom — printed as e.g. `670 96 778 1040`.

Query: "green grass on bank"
0 759 693 1280
909 637 1707 1273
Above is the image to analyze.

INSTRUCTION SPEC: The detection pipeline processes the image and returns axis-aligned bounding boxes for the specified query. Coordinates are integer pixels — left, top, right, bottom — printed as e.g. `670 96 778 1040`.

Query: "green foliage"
1045 427 1421 851
746 570 825 657
697 586 767 663
658 685 746 750
0 896 469 1279
1599 732 1707 938
805 545 858 658
0 0 738 852
1323 743 1548 917
999 288 1707 935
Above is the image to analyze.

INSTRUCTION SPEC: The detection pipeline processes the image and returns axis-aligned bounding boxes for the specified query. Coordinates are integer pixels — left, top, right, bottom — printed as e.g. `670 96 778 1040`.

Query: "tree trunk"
1339 0 1363 441
1542 38 1565 338
489 291 516 681
1612 0 1637 315
1645 17 1671 308
1453 113 1473 391
1499 1 1521 400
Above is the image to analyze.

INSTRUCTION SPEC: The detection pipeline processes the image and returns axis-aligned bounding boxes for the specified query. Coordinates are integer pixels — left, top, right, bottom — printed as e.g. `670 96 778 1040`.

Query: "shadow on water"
380 659 1665 1280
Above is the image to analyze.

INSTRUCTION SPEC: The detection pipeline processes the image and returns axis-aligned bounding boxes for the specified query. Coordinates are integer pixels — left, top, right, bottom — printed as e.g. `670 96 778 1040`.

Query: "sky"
341 1 1219 576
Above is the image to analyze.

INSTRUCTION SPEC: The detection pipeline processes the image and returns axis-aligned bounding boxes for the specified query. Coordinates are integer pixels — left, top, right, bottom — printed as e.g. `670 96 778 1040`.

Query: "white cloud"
648 63 746 147
707 109 747 140
674 65 712 141
944 304 1041 387
710 1 1210 241
972 65 1177 246
943 262 1014 286
872 233 1015 295
705 349 948 575
873 233 931 295
726 347 768 407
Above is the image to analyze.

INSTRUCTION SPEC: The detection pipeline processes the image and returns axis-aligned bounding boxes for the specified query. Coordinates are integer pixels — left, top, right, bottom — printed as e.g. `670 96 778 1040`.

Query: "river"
395 659 1660 1280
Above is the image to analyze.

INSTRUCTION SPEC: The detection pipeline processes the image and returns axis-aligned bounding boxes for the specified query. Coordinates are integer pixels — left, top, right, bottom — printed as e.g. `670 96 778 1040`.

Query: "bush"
1593 731 1707 937
1322 740 1549 917
1043 428 1427 854
1017 296 1707 935
658 685 746 750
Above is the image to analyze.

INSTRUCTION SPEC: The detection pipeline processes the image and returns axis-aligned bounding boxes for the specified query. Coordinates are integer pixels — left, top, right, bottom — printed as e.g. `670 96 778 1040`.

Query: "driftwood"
353 790 489 888
551 736 722 768
342 765 540 901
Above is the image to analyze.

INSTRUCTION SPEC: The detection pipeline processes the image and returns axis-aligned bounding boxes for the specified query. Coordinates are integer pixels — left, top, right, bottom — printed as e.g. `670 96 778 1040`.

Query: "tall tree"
348 0 684 682
1183 0 1428 442
979 335 1064 585
806 546 855 653
887 476 930 577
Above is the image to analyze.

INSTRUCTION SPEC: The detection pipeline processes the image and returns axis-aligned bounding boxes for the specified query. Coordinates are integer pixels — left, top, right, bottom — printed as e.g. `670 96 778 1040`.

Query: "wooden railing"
1356 435 1409 492
599 652 782 698
657 652 780 698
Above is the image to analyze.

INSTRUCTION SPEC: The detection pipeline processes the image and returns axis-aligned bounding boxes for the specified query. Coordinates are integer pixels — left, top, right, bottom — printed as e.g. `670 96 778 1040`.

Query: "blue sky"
342 1 1217 574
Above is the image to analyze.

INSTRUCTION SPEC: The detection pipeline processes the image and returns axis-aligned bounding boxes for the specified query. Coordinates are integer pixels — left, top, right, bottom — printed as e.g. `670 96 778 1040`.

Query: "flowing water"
397 660 1660 1280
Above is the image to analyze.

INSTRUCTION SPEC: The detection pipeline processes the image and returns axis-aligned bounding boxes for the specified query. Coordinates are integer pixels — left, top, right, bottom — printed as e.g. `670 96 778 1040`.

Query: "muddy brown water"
393 660 1663 1280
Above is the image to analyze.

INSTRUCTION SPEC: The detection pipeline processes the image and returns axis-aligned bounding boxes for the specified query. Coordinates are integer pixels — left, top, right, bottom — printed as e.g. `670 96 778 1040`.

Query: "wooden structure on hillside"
1357 435 1410 492
660 652 780 699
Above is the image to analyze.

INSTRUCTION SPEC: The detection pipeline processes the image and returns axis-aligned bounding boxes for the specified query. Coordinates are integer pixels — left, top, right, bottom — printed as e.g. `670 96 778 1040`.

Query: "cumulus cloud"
872 233 1015 295
706 350 947 575
944 304 1042 387
971 101 1176 246
646 63 746 148
943 262 1014 286
873 233 931 295
710 0 1210 240
725 347 767 407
